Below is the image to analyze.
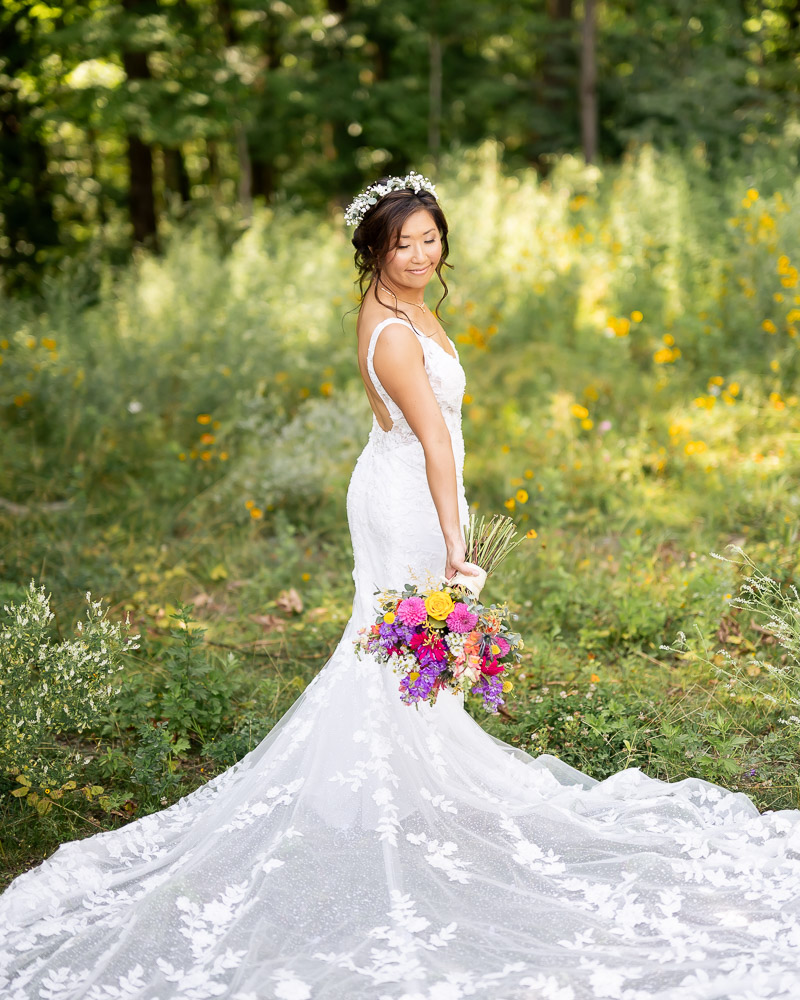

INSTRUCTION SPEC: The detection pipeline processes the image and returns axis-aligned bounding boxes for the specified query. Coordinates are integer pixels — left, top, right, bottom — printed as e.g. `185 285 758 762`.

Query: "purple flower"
378 620 414 645
471 675 505 713
399 661 447 704
446 602 479 633
396 596 428 627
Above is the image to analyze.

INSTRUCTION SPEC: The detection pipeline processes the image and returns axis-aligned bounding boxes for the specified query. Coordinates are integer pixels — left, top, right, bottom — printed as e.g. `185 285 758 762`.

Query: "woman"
2 172 800 999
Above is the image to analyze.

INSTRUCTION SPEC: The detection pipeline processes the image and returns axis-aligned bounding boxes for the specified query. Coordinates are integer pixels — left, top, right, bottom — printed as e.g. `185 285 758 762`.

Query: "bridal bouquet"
355 514 533 713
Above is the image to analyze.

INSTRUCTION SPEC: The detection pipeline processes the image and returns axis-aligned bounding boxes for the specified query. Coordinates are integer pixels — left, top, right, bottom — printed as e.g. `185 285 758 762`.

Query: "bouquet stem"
463 513 528 576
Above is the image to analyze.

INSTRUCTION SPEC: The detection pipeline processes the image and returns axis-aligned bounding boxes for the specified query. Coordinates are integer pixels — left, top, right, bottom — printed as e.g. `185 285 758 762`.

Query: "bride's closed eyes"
397 239 437 249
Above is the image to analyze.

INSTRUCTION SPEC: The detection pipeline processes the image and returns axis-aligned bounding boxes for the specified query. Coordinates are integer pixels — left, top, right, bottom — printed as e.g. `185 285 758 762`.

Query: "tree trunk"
163 147 191 204
530 0 576 166
428 32 443 165
0 12 59 292
580 0 597 163
235 123 253 220
217 0 253 218
121 0 158 249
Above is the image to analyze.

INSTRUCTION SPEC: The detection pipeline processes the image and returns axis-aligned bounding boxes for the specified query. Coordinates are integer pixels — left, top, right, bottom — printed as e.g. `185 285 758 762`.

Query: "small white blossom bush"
0 582 140 787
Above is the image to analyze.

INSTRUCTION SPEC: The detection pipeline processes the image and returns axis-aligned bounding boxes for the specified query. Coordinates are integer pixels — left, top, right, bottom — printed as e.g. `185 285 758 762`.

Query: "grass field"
2 138 800 888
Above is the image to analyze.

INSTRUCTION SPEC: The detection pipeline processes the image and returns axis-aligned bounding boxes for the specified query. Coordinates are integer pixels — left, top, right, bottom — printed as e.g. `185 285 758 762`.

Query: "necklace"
379 279 427 313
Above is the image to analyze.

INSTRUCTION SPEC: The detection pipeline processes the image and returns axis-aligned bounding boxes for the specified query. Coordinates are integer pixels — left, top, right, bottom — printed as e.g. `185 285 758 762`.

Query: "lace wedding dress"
3 316 800 1000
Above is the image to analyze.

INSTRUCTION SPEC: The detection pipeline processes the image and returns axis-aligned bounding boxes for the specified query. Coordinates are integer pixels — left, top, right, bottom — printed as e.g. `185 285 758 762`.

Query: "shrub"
0 582 139 787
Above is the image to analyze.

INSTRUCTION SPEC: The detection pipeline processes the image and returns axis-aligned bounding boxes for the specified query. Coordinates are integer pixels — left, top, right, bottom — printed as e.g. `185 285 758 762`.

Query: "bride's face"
382 208 442 289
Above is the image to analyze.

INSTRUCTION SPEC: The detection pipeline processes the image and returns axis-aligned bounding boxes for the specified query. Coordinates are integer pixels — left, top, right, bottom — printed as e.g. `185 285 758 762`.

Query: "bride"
2 173 800 1000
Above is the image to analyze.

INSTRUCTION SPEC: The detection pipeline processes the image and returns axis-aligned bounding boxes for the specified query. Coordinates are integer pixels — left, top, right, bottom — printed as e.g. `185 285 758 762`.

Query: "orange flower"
481 610 503 634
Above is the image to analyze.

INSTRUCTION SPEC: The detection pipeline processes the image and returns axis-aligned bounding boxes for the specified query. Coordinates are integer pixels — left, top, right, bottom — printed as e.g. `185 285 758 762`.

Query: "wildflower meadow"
1 139 799 886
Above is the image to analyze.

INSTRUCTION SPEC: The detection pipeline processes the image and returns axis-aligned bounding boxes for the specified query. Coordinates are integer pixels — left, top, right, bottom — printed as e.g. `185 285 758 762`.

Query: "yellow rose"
424 591 455 621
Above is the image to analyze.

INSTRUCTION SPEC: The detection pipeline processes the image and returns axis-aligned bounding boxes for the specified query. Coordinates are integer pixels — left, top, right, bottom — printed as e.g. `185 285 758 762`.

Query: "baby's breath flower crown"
344 170 438 229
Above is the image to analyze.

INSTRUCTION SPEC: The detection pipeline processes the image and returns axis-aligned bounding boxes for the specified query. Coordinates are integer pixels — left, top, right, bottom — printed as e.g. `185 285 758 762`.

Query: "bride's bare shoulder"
356 288 416 348
356 286 393 335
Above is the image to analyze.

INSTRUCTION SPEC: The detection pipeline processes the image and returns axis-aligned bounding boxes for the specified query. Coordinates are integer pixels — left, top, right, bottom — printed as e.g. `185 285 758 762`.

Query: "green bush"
0 582 139 788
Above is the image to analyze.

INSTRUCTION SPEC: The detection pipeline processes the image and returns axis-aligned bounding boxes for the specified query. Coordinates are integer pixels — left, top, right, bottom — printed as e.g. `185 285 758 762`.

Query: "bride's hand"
445 542 481 582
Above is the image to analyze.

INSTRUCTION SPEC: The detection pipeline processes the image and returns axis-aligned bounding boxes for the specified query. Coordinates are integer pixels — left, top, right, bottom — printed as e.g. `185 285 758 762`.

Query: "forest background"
1 0 800 886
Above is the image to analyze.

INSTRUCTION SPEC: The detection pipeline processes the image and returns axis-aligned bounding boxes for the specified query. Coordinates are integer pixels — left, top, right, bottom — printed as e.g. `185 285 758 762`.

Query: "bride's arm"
372 324 479 581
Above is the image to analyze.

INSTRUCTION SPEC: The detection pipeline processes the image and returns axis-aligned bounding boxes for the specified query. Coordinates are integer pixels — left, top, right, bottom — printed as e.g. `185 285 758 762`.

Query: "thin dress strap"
365 318 421 414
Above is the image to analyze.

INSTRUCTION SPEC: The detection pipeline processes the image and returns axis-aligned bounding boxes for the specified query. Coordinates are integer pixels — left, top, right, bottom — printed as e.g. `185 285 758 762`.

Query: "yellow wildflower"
653 347 676 364
684 440 707 455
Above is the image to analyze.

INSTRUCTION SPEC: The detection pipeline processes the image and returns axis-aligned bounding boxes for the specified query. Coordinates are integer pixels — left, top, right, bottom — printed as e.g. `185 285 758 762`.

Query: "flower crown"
344 170 438 229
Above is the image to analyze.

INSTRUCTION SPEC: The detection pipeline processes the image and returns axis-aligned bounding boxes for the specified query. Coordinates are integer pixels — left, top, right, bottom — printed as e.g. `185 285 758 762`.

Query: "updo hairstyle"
350 185 453 322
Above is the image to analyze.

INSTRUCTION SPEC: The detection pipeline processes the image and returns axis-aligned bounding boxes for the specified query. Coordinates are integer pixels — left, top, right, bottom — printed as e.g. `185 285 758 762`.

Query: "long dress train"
2 316 800 1000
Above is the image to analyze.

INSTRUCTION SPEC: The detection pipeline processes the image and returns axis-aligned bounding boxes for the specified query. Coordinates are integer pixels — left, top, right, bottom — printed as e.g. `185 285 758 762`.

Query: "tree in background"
0 0 797 292
0 5 60 292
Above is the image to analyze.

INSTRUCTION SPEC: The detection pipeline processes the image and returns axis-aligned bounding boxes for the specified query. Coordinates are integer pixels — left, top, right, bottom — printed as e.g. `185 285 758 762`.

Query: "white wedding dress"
3 316 800 1000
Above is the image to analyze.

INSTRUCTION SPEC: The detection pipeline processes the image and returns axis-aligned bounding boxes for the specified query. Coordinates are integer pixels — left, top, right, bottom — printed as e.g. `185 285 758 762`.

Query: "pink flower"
492 635 510 657
396 596 428 627
480 654 504 676
446 602 479 633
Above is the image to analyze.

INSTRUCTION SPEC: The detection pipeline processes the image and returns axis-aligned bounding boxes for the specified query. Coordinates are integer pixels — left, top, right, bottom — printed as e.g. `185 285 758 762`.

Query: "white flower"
344 171 438 228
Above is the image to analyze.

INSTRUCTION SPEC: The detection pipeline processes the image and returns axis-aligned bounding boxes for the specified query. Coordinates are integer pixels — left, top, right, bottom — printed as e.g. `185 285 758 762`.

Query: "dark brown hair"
350 184 453 323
